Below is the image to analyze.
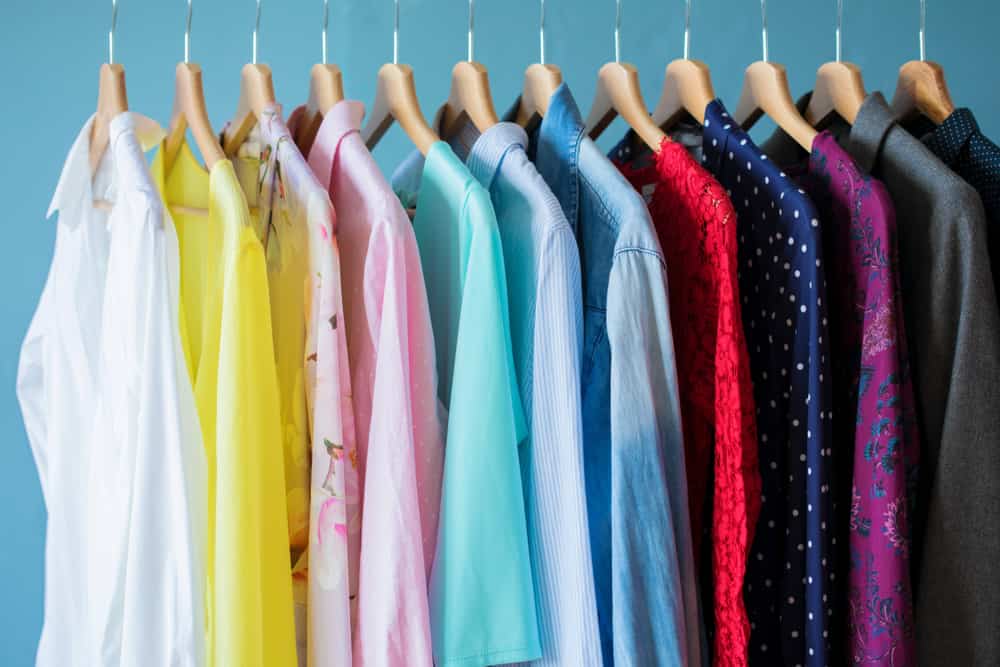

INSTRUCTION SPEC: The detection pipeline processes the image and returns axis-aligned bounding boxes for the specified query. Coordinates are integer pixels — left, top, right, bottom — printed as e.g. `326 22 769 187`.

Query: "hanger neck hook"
614 0 622 63
835 0 843 62
919 0 926 61
467 0 474 62
109 0 118 64
252 0 262 64
538 0 545 65
393 0 399 64
322 0 329 65
184 0 192 63
760 0 768 62
683 0 691 60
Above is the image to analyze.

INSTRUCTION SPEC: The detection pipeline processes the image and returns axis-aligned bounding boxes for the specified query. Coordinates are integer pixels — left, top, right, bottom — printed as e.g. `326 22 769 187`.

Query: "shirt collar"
848 92 896 173
466 122 529 191
521 83 584 229
292 100 366 189
48 115 97 218
48 112 165 220
924 107 979 165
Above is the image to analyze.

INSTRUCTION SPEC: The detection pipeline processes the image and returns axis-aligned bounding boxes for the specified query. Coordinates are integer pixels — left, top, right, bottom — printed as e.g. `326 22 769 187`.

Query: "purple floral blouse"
798 132 920 665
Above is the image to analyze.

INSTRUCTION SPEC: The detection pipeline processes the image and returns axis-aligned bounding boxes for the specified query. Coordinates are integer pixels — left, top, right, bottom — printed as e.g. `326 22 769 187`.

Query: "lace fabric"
612 136 761 667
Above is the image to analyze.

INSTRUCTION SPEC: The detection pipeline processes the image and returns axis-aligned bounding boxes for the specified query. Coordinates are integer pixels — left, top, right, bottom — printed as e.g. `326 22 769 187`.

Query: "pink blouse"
290 101 445 667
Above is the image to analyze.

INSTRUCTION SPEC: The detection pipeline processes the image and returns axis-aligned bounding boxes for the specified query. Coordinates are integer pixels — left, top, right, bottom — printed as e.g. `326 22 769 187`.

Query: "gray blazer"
765 92 1000 665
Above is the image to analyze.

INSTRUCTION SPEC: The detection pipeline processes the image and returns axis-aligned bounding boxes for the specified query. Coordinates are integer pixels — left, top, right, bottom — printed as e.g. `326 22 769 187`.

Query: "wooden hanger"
88 3 128 174
584 2 665 151
221 2 276 155
360 1 439 154
803 2 865 127
735 61 817 152
890 60 954 125
294 64 345 156
890 0 954 125
516 64 562 130
438 2 499 140
734 3 817 152
514 3 561 130
164 63 225 171
222 63 277 155
90 64 129 174
651 1 715 130
652 60 714 130
804 62 865 127
163 2 225 171
440 61 499 140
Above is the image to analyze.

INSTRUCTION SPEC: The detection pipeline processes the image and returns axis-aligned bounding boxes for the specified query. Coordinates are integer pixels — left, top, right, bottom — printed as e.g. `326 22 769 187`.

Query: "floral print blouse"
801 133 920 666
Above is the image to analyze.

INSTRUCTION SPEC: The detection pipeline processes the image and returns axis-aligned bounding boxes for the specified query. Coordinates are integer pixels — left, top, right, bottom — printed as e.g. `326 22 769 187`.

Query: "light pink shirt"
291 101 445 667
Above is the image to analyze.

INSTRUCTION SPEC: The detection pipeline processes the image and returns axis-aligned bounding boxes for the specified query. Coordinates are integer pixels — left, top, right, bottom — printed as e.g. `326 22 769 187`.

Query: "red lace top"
612 137 762 667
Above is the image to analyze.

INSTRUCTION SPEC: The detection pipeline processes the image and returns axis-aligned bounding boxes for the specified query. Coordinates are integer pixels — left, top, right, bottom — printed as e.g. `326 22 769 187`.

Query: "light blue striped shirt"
445 120 603 666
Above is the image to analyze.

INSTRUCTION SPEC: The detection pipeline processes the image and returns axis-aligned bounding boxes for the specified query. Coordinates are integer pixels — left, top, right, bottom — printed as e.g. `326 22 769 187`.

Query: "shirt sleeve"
354 221 440 666
527 226 603 663
606 248 702 667
213 226 298 667
429 190 541 666
913 196 1000 665
86 197 207 665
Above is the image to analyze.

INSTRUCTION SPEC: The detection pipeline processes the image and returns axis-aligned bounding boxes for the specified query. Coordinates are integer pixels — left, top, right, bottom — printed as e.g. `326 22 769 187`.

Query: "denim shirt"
510 84 703 667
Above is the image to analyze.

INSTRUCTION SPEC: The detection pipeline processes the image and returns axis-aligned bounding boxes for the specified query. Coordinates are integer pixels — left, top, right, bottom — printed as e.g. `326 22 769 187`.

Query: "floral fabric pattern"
610 135 761 667
802 132 919 666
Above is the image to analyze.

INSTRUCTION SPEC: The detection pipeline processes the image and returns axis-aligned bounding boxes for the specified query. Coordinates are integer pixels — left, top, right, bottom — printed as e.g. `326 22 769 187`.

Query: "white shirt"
18 113 206 666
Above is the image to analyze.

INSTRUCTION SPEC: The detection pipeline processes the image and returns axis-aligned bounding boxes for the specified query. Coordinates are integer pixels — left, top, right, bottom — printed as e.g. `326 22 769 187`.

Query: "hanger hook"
760 0 768 62
252 0 262 64
322 0 329 65
683 0 691 60
184 0 192 63
393 0 399 64
919 0 926 61
468 0 475 62
835 0 843 62
614 0 622 63
539 0 546 65
109 0 118 64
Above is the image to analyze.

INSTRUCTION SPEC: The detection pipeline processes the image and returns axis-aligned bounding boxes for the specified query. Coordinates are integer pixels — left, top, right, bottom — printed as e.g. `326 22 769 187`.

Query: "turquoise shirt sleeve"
429 185 540 667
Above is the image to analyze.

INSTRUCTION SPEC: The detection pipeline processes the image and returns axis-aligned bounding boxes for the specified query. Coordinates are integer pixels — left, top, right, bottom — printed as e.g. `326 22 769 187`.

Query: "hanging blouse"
150 138 298 667
20 113 207 667
610 133 761 667
291 100 444 666
230 105 360 667
393 143 541 667
672 101 835 667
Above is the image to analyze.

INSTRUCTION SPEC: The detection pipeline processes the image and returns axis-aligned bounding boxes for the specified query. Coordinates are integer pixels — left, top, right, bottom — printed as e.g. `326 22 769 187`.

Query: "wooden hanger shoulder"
651 58 714 130
293 63 345 156
165 62 224 171
361 63 439 155
735 60 817 152
89 63 129 174
441 61 499 139
804 61 866 127
222 63 275 156
891 60 954 125
515 63 562 128
585 62 666 151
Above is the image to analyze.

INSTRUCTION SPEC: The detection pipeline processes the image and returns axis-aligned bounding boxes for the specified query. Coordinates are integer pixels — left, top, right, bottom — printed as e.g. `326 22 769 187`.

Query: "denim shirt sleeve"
607 245 697 667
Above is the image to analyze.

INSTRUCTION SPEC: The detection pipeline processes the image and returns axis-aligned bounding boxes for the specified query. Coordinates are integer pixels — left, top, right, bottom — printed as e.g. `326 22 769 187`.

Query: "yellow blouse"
151 142 298 667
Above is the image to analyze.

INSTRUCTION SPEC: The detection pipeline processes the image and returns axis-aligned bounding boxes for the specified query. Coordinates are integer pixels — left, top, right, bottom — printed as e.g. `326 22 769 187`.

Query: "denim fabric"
509 85 703 667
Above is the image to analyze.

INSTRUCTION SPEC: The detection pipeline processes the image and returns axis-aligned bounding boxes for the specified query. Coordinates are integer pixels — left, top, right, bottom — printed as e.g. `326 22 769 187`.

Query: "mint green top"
393 142 540 666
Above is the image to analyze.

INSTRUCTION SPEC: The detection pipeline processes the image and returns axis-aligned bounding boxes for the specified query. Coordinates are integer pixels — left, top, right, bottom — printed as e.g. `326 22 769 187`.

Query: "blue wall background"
0 0 995 662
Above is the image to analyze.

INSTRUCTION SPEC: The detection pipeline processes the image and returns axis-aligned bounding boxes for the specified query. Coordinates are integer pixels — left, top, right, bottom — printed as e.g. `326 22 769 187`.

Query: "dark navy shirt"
677 100 835 667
